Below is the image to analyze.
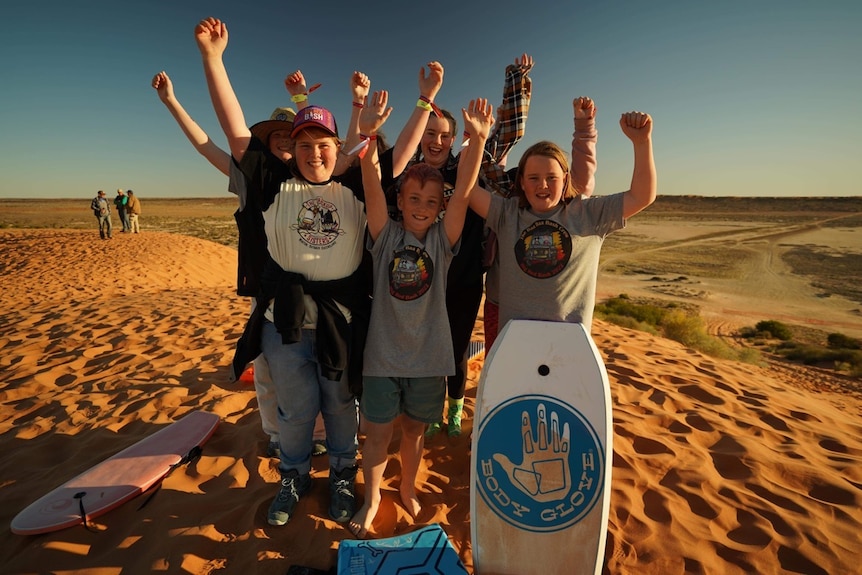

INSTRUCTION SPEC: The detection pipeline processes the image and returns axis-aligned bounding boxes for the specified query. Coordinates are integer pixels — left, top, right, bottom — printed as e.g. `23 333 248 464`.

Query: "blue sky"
1 0 860 199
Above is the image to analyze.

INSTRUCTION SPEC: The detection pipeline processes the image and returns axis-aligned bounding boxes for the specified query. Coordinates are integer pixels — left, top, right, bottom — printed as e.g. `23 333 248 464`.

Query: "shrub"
754 320 793 341
827 333 861 350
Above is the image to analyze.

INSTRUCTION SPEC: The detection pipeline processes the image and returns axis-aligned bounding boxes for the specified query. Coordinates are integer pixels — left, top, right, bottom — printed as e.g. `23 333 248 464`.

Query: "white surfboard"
470 320 612 575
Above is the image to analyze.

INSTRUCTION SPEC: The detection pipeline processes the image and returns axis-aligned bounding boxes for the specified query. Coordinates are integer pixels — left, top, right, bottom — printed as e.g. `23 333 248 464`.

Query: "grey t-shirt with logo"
363 219 459 377
486 193 625 332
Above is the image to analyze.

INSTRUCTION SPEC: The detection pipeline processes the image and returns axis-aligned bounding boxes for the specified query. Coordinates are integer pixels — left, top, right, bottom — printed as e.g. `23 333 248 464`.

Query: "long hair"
512 141 577 209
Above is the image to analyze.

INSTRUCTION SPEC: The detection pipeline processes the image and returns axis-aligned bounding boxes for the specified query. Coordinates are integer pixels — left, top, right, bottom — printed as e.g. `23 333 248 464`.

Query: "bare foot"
399 485 421 518
348 500 379 539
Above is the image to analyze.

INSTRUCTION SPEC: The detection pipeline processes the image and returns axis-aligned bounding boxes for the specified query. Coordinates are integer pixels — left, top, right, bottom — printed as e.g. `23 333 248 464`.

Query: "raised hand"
351 71 371 104
619 111 652 142
492 403 572 503
152 71 173 103
194 17 228 58
418 61 444 101
514 53 534 74
358 90 393 136
284 70 307 97
573 96 596 120
462 97 495 141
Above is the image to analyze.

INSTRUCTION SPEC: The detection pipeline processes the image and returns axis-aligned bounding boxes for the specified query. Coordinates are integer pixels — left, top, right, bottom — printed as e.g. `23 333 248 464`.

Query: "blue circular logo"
475 395 605 532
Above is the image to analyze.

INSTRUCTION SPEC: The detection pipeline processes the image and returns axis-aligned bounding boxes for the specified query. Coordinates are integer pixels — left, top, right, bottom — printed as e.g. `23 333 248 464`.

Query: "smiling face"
519 154 568 213
420 113 454 169
292 128 339 183
397 177 444 241
268 129 293 162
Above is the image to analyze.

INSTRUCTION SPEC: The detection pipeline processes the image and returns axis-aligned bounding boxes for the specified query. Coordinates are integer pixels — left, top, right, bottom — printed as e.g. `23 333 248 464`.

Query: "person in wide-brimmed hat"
152 69 329 462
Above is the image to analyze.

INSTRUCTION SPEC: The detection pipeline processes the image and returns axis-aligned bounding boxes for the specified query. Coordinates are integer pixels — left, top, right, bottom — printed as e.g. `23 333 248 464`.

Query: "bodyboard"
11 410 220 535
337 523 468 574
470 320 612 575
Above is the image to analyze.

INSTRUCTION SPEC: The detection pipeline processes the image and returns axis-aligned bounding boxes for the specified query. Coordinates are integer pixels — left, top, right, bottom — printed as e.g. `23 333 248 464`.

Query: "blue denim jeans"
261 322 357 476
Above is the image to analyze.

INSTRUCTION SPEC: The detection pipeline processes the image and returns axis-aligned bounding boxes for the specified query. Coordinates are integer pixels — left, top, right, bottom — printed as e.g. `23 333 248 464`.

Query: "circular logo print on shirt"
292 196 345 249
475 395 605 533
389 245 434 301
513 220 572 279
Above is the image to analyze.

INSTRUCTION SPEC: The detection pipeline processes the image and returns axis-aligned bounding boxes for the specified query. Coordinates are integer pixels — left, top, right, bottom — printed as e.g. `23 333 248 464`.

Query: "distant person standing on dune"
90 190 112 240
126 190 142 233
114 189 131 233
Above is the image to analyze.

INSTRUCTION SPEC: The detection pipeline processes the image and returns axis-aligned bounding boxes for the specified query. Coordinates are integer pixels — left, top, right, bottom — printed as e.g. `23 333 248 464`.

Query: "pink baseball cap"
290 105 339 138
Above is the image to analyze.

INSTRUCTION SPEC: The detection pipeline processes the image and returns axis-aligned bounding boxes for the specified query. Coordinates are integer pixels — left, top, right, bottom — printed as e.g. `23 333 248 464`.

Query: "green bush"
754 320 794 341
827 333 861 350
596 295 752 363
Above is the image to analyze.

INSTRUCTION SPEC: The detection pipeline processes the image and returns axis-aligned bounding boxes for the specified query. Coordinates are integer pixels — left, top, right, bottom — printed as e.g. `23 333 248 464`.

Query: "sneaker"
328 466 357 523
266 441 280 458
425 421 443 438
312 440 327 457
267 470 311 526
447 397 464 437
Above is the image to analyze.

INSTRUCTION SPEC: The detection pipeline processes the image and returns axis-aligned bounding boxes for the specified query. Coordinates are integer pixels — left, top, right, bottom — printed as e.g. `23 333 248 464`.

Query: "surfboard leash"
136 445 203 510
73 491 99 533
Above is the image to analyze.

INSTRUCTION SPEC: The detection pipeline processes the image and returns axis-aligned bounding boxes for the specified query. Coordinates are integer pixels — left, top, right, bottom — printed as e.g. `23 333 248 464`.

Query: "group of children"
157 15 656 539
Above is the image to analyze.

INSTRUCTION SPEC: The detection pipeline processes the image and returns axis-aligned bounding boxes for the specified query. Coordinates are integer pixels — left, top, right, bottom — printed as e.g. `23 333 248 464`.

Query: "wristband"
360 133 377 141
291 93 308 103
417 95 443 118
352 101 364 109
416 98 433 112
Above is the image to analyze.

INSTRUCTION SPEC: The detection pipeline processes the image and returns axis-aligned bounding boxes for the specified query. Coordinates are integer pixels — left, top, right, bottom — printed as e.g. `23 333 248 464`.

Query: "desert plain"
0 195 860 574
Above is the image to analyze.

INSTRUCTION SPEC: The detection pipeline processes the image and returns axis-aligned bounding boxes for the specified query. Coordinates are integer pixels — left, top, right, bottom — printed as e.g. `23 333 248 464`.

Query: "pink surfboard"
11 410 220 535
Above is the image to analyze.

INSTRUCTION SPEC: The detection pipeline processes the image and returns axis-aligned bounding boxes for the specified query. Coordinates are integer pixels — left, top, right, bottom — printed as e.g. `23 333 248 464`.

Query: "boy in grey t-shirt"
348 91 494 538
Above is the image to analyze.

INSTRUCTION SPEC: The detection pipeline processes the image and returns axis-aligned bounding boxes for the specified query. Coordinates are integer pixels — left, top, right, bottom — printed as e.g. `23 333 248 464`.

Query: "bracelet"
417 95 443 118
291 93 308 103
352 101 364 109
360 133 377 141
416 98 433 112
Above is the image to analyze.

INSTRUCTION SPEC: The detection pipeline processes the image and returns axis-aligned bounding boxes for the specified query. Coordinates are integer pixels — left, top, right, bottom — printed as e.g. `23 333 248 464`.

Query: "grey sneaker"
267 470 311 526
328 466 357 523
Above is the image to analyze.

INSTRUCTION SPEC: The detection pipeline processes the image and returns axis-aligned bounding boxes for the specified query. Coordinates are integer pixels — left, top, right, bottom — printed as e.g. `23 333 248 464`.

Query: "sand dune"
1 229 860 574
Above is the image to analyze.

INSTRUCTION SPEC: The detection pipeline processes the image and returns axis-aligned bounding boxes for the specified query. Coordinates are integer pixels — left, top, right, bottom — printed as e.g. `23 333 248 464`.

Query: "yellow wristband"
416 98 433 112
291 93 309 104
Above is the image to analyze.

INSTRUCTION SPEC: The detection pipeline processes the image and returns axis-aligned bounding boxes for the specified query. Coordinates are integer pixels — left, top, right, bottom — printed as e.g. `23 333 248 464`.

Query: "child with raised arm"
349 92 495 538
152 70 336 460
482 96 598 350
196 16 372 527
469 108 656 332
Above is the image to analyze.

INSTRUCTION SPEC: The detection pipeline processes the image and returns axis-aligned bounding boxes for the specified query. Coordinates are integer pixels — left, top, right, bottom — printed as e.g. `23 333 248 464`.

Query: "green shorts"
360 376 446 424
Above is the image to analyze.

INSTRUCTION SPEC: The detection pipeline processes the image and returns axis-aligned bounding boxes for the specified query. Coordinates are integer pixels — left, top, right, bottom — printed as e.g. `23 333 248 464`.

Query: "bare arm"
358 91 394 242
334 71 371 175
619 111 656 218
152 71 231 177
444 98 494 247
389 61 444 177
572 96 597 197
195 17 252 162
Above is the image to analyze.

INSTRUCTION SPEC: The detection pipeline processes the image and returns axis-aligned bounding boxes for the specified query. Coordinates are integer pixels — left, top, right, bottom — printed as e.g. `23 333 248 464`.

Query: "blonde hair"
513 141 577 209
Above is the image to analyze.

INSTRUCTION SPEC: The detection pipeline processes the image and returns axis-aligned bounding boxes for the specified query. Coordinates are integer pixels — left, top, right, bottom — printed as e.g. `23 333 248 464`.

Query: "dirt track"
598 209 862 339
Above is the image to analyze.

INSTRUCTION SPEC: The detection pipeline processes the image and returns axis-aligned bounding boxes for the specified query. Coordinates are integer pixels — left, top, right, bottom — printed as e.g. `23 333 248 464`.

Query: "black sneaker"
267 470 311 526
328 466 357 523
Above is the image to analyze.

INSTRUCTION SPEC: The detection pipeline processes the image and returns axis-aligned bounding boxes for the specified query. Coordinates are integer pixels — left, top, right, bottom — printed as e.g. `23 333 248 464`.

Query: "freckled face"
293 128 339 183
520 155 567 213
397 179 444 239
420 115 453 169
268 129 293 162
